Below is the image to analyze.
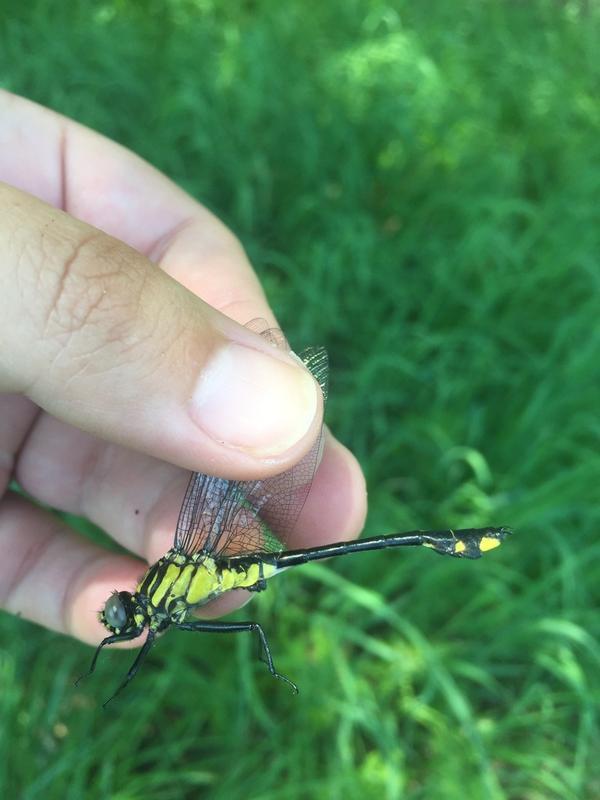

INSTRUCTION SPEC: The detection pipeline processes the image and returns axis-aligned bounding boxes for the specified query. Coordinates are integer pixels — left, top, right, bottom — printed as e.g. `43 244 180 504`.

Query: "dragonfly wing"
297 345 328 403
174 473 233 556
173 324 328 558
244 318 289 352
214 343 329 556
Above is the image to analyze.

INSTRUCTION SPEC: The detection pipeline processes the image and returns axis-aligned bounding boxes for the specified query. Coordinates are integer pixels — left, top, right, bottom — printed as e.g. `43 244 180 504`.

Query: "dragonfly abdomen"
182 554 278 603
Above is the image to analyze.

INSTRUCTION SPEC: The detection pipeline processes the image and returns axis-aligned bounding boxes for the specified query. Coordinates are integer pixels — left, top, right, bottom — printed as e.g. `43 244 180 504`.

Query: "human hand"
0 91 366 646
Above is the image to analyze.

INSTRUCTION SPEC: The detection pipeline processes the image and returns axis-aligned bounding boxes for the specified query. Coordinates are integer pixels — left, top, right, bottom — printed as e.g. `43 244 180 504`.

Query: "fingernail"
190 343 319 457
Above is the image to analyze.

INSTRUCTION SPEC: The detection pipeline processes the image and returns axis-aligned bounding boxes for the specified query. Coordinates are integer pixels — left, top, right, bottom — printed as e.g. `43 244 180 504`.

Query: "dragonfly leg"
176 620 299 694
75 630 141 687
102 631 156 709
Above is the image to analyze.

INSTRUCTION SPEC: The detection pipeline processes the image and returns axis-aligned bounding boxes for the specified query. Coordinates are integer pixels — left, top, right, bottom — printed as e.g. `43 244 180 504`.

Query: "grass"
1 0 600 797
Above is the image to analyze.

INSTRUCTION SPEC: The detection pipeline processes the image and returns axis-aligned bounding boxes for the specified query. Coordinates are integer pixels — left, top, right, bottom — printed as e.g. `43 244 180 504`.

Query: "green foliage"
1 1 599 797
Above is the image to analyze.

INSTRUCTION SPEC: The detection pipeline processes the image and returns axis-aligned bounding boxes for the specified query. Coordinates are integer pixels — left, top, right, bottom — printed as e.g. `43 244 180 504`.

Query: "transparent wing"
173 473 233 556
173 325 328 557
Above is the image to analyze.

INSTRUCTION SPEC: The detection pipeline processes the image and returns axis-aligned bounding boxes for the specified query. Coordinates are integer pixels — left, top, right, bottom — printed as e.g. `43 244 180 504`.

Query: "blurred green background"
1 1 599 798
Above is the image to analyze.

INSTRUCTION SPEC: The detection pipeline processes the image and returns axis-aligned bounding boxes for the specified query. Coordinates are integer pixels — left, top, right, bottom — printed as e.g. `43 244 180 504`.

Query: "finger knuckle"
43 231 147 360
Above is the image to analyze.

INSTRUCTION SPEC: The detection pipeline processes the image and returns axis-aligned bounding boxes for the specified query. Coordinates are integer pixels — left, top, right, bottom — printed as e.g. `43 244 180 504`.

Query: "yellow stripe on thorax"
150 563 184 606
171 563 196 596
185 558 220 605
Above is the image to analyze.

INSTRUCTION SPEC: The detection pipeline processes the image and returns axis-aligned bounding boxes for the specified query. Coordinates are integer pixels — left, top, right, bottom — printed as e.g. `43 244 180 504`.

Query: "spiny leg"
102 631 156 709
176 620 298 694
75 630 140 686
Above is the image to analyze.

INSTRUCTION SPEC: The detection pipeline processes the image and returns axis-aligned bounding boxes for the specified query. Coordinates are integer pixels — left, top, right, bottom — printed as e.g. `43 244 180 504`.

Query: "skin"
0 90 367 648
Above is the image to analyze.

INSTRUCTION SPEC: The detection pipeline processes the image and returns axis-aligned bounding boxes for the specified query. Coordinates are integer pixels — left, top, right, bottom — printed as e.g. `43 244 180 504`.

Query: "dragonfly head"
100 590 145 636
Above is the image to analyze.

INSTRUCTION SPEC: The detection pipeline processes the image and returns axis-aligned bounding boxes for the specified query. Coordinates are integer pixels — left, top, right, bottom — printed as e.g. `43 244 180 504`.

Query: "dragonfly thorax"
122 548 282 631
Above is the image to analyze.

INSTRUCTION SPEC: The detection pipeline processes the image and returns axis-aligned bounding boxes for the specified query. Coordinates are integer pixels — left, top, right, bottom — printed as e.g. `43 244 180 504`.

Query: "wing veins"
173 335 329 557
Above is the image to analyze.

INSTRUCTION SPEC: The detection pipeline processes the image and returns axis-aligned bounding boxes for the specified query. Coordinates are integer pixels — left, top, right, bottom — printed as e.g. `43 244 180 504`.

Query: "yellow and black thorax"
133 548 280 630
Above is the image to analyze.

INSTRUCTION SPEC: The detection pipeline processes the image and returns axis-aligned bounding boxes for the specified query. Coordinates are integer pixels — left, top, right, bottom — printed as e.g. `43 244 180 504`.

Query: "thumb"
0 183 322 478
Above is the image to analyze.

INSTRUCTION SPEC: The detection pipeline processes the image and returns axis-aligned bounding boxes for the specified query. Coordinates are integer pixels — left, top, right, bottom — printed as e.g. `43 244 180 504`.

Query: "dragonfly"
77 324 511 706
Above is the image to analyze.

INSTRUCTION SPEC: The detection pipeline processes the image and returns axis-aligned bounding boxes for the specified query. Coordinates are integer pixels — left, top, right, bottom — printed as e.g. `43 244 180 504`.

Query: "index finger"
0 89 271 325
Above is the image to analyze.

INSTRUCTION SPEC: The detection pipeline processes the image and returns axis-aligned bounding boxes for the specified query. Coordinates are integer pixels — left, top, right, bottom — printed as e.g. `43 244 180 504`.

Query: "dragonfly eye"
103 592 131 630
